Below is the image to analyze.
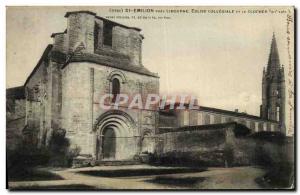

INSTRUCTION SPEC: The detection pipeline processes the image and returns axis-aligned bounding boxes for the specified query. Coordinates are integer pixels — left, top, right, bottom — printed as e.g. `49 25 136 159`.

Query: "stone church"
7 11 286 164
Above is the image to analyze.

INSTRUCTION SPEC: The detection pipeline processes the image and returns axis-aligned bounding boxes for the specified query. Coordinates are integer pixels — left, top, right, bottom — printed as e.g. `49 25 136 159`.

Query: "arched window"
276 106 280 121
112 78 120 103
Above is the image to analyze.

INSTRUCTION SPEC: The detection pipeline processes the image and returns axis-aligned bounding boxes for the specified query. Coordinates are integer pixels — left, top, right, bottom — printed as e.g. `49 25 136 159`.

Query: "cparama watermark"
97 93 199 111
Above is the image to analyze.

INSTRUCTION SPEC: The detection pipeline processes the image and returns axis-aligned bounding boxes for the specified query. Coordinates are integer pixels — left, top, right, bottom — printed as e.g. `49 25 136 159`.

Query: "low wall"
155 123 237 166
154 124 293 169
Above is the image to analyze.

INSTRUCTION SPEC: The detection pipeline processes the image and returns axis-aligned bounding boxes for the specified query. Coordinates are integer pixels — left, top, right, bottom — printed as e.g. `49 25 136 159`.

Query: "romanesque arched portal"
94 110 139 161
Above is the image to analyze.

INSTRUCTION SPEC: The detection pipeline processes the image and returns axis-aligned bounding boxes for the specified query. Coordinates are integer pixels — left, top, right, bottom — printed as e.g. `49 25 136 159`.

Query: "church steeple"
260 33 286 133
267 33 281 74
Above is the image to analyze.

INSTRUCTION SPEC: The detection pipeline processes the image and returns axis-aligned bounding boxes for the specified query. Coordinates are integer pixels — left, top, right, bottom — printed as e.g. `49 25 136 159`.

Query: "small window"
258 122 263 131
197 113 202 125
250 122 255 130
112 78 120 103
103 21 114 46
204 114 210 125
214 115 221 123
276 106 280 121
227 117 233 122
94 22 100 50
183 110 189 126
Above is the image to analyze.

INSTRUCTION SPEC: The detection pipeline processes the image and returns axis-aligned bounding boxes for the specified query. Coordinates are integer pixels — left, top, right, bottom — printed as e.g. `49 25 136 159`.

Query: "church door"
102 128 116 160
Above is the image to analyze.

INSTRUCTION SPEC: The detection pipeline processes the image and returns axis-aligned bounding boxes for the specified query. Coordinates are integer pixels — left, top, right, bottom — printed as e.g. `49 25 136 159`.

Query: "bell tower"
260 33 285 132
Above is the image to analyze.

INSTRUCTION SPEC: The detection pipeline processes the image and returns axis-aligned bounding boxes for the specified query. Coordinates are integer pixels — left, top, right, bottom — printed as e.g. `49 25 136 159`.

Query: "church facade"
8 11 285 162
23 11 159 160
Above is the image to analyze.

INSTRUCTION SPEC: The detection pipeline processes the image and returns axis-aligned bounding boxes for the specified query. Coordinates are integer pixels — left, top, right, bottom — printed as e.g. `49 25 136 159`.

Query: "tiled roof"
6 86 25 99
25 44 159 88
200 106 278 123
158 122 238 133
159 122 252 137
62 52 159 78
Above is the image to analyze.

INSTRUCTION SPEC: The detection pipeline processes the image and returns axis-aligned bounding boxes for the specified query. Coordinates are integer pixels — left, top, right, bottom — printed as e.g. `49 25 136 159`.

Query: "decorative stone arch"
107 70 127 84
94 110 140 160
107 70 127 101
142 129 152 136
93 110 136 131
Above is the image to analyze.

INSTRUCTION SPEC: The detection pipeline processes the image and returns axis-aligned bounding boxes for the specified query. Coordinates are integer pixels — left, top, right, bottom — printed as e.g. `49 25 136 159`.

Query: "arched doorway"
94 110 139 161
102 127 116 159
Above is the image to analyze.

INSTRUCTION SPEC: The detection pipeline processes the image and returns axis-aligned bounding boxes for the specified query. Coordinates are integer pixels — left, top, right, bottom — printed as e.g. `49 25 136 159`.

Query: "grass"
146 176 206 188
11 184 96 190
78 167 207 178
255 162 294 189
8 168 63 182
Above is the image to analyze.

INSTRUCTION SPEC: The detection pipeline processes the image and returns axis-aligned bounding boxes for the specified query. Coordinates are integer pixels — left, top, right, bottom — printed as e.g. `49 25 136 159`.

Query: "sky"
6 7 294 129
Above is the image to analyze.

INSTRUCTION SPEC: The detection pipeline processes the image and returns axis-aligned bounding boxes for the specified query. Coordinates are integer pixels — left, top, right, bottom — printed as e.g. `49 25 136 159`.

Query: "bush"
262 161 294 188
48 129 81 167
8 128 81 172
7 144 51 181
149 150 225 167
237 132 295 188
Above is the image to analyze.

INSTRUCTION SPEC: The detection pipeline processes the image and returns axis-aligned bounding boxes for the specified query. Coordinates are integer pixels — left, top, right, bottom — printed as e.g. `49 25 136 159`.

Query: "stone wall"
7 117 25 151
25 54 64 147
155 124 237 166
67 12 95 53
62 11 143 66
158 111 177 128
60 62 93 155
25 60 50 146
52 33 68 53
7 98 25 122
6 87 26 150
112 26 142 66
24 11 157 160
60 61 159 157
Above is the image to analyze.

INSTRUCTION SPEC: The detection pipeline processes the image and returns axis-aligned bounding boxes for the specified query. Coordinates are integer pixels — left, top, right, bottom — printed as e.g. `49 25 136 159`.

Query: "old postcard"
6 6 295 190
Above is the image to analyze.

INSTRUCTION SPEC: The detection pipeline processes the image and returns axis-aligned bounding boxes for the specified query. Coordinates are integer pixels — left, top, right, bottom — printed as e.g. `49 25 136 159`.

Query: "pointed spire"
267 33 280 73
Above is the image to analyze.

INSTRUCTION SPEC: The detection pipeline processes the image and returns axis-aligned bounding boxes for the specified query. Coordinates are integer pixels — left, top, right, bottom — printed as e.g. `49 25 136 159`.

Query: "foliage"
47 129 81 167
149 150 225 167
7 128 81 181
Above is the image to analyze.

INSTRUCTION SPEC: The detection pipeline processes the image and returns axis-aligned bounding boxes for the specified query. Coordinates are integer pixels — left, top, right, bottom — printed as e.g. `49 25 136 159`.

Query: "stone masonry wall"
67 13 95 53
61 62 93 155
52 33 68 54
25 60 50 146
112 26 142 66
7 96 26 151
60 61 159 157
25 57 64 147
64 12 142 66
155 126 236 166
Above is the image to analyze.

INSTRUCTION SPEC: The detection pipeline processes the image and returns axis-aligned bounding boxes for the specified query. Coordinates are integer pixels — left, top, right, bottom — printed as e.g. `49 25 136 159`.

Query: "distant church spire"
260 33 286 133
267 33 280 74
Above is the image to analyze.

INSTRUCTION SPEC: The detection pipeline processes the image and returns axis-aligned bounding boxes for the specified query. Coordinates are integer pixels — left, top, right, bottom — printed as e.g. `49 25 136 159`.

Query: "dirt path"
8 165 266 190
